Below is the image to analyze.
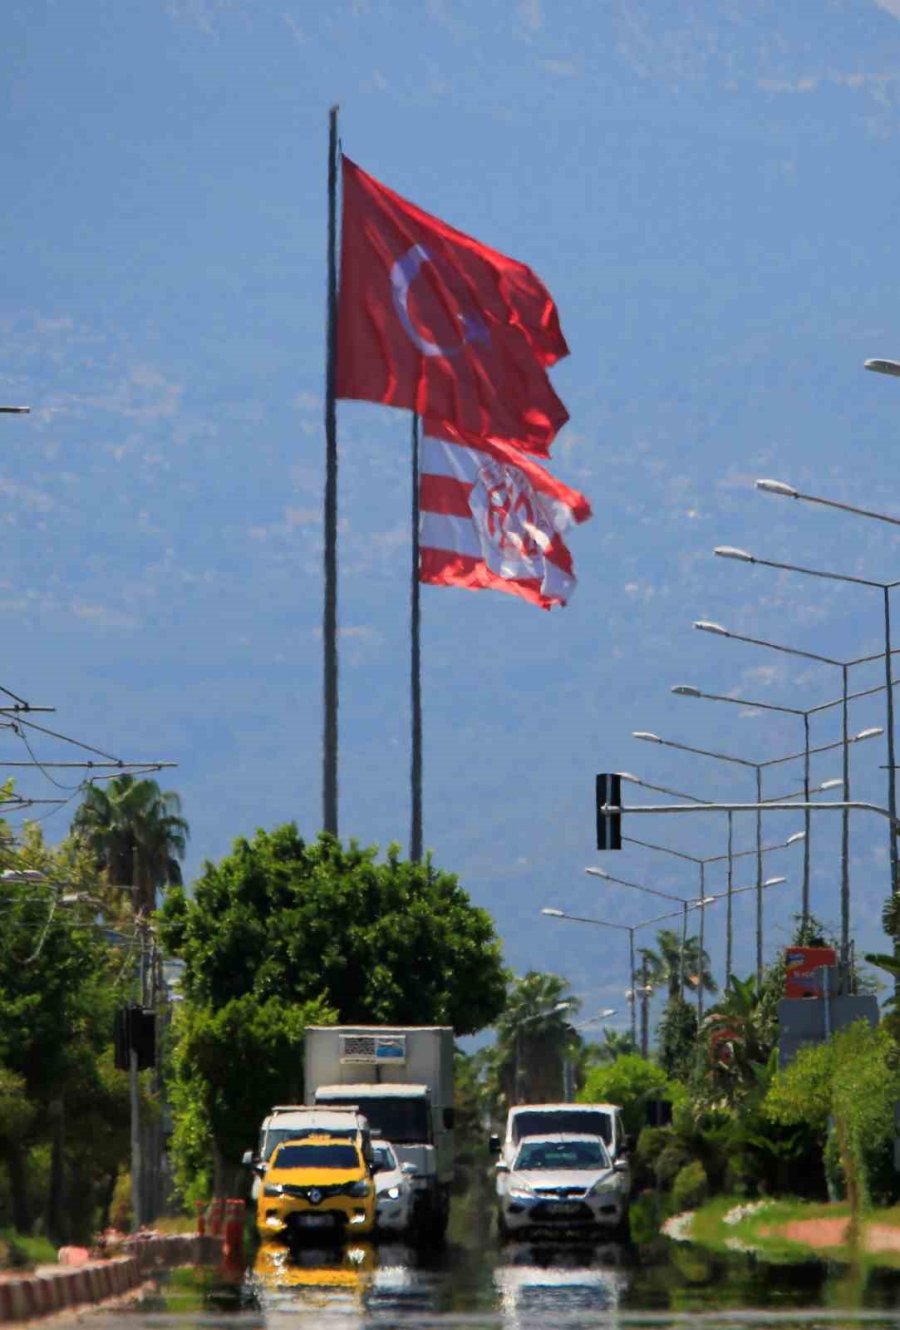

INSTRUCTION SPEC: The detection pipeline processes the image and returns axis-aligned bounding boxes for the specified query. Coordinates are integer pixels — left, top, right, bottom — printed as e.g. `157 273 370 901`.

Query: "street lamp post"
613 825 802 989
671 679 882 961
714 545 900 933
631 729 867 980
541 904 702 1051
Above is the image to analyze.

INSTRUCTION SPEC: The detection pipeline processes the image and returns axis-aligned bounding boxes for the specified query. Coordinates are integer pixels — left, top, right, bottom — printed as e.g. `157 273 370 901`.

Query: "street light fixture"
712 544 900 922
630 728 866 979
540 904 698 1052
670 682 881 948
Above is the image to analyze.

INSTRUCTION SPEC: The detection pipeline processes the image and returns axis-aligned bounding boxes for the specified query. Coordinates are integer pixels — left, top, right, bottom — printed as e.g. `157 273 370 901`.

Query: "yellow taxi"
256 1134 375 1240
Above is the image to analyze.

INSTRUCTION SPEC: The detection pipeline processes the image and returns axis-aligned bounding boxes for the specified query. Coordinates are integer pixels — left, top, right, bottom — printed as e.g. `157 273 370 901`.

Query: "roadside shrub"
109 1174 132 1232
671 1160 708 1212
654 1139 695 1190
633 1126 671 1188
0 1228 57 1270
578 1055 673 1136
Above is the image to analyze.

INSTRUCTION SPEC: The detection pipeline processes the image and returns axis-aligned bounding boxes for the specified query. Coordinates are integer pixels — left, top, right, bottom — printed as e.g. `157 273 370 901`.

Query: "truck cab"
493 1103 629 1182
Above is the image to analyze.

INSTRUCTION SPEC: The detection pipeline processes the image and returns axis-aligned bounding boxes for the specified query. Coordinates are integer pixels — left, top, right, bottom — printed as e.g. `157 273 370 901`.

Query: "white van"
492 1103 629 1178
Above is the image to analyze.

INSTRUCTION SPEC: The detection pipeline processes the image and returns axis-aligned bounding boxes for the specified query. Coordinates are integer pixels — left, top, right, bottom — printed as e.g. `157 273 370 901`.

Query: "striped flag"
419 432 591 610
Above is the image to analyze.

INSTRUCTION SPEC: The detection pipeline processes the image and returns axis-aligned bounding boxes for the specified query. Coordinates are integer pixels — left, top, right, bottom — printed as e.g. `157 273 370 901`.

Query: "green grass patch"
0 1228 58 1271
681 1196 900 1269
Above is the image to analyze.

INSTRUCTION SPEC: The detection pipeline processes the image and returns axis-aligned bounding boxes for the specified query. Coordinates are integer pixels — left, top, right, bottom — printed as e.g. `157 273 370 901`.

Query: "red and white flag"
337 157 569 457
419 433 591 609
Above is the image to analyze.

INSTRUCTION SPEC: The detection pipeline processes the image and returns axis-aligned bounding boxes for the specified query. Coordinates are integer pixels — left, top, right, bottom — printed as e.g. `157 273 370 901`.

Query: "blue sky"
6 0 900 1031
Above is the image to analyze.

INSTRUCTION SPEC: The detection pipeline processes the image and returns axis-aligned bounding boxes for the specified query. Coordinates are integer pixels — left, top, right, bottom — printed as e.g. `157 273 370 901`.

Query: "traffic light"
595 773 622 850
114 1004 156 1071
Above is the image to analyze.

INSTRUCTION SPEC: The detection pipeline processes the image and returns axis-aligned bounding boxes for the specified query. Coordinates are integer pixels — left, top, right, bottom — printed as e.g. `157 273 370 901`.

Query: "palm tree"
704 973 777 1100
586 1027 636 1065
72 775 189 916
495 972 580 1106
641 928 716 1001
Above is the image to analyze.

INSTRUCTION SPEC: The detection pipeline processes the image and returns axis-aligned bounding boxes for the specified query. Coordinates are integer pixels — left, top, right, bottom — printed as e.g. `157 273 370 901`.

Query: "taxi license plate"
296 1214 333 1228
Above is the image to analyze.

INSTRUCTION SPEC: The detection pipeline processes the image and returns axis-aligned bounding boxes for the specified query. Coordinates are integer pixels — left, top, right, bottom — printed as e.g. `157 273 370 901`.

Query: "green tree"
72 775 189 916
0 839 128 1239
765 1020 900 1215
657 998 698 1081
168 993 335 1198
703 973 779 1103
160 829 506 1196
579 1053 674 1136
160 828 505 1032
493 972 579 1106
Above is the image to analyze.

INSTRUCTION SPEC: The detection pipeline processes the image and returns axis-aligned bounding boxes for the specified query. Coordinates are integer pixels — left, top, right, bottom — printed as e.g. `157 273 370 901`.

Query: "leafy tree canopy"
579 1053 680 1135
159 827 506 1035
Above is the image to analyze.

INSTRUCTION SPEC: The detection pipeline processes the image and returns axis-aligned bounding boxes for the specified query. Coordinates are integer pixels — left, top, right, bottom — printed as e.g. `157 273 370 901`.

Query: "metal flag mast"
323 105 340 836
410 412 423 861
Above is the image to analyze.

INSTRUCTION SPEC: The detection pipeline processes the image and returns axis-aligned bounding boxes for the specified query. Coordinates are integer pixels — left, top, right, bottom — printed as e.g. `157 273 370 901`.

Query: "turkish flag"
336 157 569 457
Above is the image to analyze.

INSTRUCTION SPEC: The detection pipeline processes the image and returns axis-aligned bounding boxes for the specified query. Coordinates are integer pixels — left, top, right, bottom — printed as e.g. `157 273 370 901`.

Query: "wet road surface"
77 1215 900 1329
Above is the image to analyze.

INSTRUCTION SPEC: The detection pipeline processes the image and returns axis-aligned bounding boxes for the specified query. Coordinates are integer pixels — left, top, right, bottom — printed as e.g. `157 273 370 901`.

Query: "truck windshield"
512 1110 612 1145
272 1143 360 1170
262 1126 357 1161
515 1139 610 1171
319 1097 430 1144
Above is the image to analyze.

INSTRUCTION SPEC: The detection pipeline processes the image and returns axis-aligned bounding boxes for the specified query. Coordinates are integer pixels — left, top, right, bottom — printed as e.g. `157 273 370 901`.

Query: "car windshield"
262 1125 357 1161
318 1096 429 1144
373 1144 398 1171
271 1143 360 1170
515 1139 610 1171
512 1110 612 1145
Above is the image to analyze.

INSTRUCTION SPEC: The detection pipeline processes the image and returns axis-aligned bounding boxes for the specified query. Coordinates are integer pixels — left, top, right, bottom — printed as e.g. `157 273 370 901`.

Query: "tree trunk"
212 1144 242 1199
4 1142 32 1233
46 1096 66 1243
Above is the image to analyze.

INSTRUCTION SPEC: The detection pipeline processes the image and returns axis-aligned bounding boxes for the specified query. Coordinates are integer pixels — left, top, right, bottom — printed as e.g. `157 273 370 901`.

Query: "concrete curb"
0 1235 223 1322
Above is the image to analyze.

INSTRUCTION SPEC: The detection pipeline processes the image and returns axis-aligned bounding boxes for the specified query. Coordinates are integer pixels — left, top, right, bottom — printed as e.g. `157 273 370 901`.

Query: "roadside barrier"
0 1234 223 1322
222 1199 245 1271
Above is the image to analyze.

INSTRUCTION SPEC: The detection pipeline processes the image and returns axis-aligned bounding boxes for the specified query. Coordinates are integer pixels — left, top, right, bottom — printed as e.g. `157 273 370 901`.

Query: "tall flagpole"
322 105 340 836
410 412 423 861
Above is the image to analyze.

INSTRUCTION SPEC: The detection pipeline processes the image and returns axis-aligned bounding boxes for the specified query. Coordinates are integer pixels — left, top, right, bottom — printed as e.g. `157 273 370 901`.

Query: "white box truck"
304 1026 455 1240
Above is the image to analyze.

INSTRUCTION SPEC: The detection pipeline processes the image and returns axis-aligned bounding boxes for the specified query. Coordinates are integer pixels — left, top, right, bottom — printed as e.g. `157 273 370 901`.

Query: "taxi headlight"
262 1184 284 1197
588 1176 619 1197
347 1180 371 1197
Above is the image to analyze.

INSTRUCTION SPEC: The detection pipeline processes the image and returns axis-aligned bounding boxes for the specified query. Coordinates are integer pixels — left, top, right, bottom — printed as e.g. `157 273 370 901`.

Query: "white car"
372 1141 416 1235
496 1134 629 1240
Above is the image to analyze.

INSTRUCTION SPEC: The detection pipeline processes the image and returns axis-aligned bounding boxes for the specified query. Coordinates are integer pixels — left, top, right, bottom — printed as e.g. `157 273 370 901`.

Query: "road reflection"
250 1235 632 1325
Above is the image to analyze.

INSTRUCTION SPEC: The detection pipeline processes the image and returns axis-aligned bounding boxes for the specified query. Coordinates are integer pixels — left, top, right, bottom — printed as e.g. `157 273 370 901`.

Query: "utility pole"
640 957 650 1060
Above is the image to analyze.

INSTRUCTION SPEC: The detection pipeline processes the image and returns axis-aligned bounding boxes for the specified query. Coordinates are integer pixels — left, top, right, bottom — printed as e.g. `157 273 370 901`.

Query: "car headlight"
347 1180 371 1197
588 1176 619 1197
263 1184 284 1197
385 1186 401 1200
508 1183 535 1200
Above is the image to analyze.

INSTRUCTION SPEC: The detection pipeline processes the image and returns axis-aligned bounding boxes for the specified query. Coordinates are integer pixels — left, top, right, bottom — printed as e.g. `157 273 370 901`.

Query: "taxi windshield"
272 1142 360 1170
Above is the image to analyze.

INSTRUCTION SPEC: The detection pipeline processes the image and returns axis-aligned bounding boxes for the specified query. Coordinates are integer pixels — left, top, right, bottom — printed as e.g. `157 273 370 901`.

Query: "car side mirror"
241 1150 255 1169
614 1160 629 1174
443 1107 456 1129
495 1161 509 1173
488 1133 500 1155
401 1162 417 1176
